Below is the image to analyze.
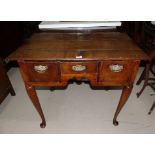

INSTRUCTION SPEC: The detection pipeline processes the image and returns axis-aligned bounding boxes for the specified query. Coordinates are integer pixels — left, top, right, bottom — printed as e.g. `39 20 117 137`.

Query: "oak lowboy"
7 32 149 128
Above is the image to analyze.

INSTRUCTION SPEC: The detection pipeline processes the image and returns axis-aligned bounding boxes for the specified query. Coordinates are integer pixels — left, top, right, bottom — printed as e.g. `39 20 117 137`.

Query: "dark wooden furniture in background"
7 32 148 128
0 58 15 104
136 22 155 114
0 21 40 70
121 21 144 45
0 21 40 104
0 22 23 59
121 21 154 50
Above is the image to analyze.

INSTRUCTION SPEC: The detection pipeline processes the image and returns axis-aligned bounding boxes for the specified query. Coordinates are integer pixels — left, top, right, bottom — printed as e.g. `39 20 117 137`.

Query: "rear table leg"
136 68 145 85
9 84 16 96
137 64 150 98
148 101 155 115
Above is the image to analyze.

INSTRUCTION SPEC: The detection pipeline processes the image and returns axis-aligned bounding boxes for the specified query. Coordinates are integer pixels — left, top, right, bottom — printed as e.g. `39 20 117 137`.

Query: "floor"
0 67 155 133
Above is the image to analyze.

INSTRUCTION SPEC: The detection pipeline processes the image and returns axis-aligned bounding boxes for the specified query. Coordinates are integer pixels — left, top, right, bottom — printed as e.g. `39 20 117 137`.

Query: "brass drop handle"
72 65 86 72
109 64 124 72
34 65 48 73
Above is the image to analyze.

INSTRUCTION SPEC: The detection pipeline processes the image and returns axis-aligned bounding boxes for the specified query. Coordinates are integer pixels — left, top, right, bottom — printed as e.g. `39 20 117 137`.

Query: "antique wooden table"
7 32 149 128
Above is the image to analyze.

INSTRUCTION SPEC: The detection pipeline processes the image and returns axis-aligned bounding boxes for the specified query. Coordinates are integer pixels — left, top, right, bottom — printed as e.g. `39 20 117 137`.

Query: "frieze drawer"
25 62 59 82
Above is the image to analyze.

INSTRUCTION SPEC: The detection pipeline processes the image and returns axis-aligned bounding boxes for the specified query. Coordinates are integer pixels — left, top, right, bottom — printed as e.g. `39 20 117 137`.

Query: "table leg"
9 84 16 96
137 63 150 98
136 68 145 85
113 86 133 126
25 84 46 128
148 101 155 115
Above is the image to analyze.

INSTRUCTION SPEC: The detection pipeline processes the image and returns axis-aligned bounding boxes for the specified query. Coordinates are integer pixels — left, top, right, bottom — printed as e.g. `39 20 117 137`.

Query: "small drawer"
25 62 59 82
60 62 98 74
60 62 98 81
99 61 132 84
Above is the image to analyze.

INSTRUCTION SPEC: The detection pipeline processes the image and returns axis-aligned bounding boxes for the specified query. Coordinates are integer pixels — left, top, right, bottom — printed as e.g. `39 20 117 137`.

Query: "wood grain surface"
7 32 149 61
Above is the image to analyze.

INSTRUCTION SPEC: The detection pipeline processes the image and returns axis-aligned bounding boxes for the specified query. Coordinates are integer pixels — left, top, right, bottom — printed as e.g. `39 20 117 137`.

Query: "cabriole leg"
25 84 46 128
113 86 133 126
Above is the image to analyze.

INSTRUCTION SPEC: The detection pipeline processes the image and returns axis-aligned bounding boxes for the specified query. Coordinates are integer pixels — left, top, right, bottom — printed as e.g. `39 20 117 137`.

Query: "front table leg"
25 84 46 128
113 86 133 126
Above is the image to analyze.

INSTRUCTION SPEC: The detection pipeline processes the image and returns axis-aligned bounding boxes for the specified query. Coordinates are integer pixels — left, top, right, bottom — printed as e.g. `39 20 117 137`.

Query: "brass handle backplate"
34 65 48 73
109 64 124 72
72 65 86 72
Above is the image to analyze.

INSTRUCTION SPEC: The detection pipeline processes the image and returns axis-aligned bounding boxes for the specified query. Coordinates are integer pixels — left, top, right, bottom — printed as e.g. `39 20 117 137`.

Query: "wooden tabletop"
7 32 149 61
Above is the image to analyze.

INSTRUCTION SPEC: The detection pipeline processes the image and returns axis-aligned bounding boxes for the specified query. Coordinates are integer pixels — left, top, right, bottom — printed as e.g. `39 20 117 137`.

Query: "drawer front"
99 61 132 84
61 62 98 74
26 62 59 82
60 62 98 81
